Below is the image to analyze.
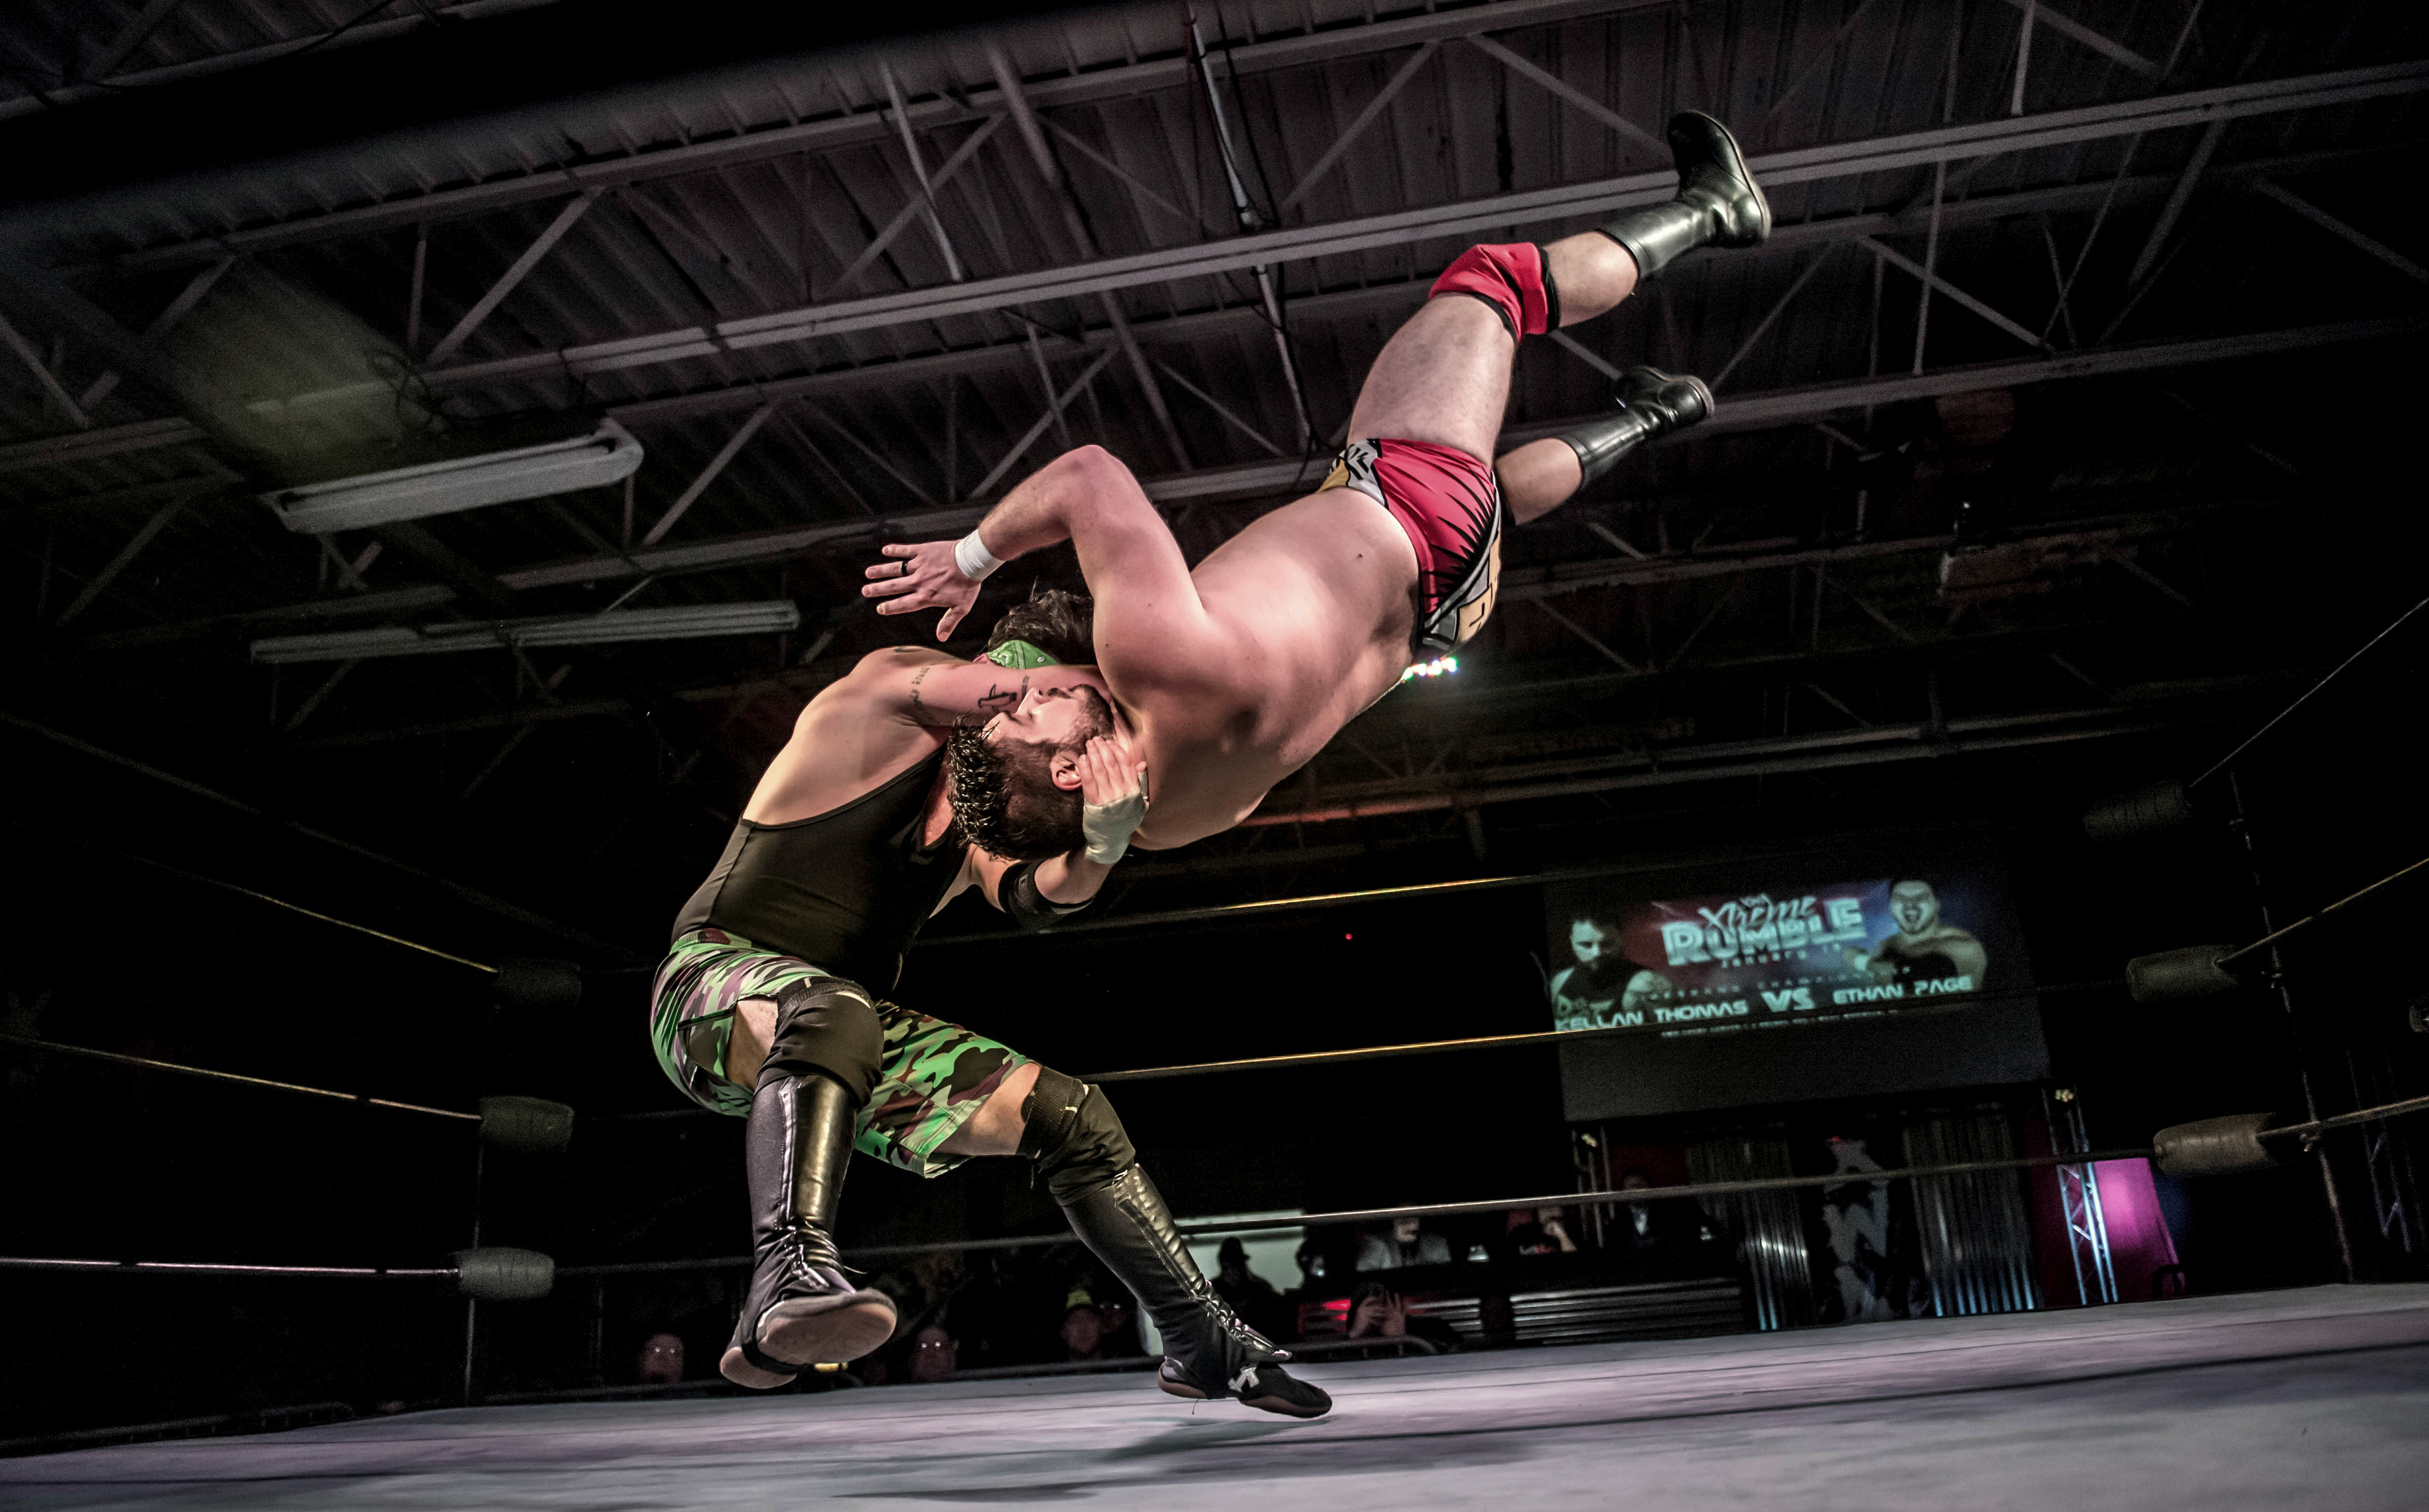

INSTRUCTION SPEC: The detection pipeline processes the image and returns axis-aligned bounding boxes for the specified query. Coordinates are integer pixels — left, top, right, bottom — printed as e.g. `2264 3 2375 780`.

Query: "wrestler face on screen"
1569 919 1612 966
1889 880 1940 936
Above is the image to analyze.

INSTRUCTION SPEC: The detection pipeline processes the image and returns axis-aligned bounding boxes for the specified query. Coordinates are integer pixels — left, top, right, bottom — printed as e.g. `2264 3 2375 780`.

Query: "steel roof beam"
1239 705 2190 827
54 314 2410 628
2251 181 2429 283
77 0 1679 278
225 62 2429 410
6 138 2395 476
479 316 2423 594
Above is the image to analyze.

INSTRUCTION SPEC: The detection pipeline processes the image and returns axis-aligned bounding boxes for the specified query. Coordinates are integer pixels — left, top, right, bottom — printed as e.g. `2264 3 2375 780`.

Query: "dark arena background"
2 1 2426 1506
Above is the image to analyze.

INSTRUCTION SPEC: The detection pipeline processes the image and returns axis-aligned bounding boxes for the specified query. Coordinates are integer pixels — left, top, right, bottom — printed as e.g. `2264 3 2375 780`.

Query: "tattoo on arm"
974 678 1026 713
909 666 931 715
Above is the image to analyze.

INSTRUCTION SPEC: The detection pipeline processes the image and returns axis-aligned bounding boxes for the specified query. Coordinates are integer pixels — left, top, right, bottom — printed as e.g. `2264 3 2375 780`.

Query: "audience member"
1606 1168 1718 1268
1347 1282 1407 1339
1506 1205 1581 1257
1059 1302 1106 1362
908 1325 957 1383
1293 1238 1330 1289
636 1332 684 1384
1356 1215 1452 1272
1095 1295 1139 1355
1211 1237 1294 1343
1347 1281 1464 1351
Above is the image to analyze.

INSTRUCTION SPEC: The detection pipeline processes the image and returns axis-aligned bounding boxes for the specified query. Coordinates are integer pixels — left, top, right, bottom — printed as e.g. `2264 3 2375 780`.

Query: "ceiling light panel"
249 599 799 663
262 420 644 534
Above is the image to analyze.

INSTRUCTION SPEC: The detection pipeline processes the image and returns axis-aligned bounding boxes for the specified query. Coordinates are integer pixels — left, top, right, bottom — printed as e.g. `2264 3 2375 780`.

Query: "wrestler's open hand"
1078 736 1149 867
863 540 980 640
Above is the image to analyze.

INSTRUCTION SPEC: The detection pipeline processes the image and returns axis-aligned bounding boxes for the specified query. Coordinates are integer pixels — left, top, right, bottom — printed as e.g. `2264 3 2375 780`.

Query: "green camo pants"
649 927 1027 1179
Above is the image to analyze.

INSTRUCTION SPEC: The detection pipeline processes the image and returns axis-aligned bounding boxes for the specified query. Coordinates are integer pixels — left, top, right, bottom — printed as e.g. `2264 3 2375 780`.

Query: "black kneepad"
1018 1066 1136 1203
758 978 885 1101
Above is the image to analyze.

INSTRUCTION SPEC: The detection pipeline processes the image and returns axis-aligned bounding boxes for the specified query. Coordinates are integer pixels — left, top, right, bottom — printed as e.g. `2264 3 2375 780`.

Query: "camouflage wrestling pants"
649 927 1028 1178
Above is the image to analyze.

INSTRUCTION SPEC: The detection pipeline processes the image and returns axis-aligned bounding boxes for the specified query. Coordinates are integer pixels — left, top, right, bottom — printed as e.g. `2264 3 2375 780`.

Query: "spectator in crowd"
1096 1295 1139 1355
1357 1214 1453 1272
1293 1238 1331 1290
1347 1281 1464 1351
908 1324 957 1383
1060 1302 1106 1362
1506 1205 1581 1257
1211 1237 1293 1344
636 1332 685 1384
1606 1168 1717 1269
1346 1282 1406 1339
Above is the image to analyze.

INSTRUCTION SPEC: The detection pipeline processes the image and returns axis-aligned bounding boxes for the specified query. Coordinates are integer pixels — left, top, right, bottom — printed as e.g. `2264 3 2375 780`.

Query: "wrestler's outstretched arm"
861 446 1222 692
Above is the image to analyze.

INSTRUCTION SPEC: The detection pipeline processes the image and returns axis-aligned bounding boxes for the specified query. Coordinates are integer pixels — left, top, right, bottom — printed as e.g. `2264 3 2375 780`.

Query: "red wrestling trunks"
1318 437 1505 657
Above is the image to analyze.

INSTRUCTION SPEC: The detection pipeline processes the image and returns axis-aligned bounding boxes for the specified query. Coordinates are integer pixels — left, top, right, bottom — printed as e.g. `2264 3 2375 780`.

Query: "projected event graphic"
1546 871 2003 1035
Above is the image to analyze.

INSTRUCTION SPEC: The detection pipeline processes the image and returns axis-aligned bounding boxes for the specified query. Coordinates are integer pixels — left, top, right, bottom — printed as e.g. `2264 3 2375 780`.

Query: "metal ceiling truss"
60 0 1680 276
185 60 2420 415
3 127 2404 486
44 311 2414 652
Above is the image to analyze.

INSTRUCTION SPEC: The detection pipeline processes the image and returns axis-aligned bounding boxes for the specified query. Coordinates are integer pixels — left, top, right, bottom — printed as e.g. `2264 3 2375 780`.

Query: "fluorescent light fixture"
250 599 799 664
262 419 643 534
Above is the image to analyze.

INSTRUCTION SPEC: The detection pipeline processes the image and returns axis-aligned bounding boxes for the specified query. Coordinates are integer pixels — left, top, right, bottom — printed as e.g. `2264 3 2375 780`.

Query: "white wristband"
953 530 1004 581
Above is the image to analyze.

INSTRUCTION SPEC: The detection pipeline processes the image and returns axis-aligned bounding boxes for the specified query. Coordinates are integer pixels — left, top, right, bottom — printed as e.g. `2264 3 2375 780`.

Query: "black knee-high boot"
718 977 897 1390
1021 1070 1331 1418
1596 111 1770 283
720 1069 897 1387
1554 365 1715 488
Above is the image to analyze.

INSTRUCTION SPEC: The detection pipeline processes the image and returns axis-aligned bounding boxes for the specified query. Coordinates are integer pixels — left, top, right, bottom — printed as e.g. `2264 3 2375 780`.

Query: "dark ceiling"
1 0 2423 960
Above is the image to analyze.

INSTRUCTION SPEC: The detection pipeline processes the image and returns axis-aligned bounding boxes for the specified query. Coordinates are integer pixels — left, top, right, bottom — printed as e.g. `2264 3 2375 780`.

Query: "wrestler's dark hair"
986 587 1096 667
945 685 1116 860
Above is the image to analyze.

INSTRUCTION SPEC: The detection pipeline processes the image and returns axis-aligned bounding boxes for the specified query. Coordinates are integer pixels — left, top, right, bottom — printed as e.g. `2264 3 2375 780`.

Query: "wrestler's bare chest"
1128 492 1422 847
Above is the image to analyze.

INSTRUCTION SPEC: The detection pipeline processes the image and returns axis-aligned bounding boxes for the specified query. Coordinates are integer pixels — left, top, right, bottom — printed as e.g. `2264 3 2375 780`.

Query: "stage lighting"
262 419 643 534
249 599 799 663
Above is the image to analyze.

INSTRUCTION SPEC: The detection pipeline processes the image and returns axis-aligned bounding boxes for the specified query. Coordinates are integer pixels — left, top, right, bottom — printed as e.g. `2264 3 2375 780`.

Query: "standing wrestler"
652 593 1329 1415
863 114 1767 849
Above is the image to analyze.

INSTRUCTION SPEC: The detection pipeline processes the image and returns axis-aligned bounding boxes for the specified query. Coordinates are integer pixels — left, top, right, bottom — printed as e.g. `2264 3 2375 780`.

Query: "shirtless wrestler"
860 114 1767 848
649 592 1329 1416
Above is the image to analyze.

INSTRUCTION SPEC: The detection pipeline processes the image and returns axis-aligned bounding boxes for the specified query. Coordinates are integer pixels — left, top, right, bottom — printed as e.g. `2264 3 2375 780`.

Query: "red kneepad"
1428 243 1557 340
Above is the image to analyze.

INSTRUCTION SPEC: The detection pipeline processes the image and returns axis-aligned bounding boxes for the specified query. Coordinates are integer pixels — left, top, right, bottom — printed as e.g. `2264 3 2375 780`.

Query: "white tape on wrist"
953 531 1004 581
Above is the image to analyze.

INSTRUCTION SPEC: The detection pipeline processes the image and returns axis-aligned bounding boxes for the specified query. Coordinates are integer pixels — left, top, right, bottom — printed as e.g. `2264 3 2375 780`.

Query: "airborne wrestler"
863 114 1767 848
649 592 1330 1416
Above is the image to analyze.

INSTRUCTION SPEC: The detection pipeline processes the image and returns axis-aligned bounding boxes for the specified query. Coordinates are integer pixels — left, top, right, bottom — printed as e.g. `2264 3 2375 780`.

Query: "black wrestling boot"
1557 365 1715 486
1596 111 1770 282
718 1070 897 1389
1061 1164 1333 1419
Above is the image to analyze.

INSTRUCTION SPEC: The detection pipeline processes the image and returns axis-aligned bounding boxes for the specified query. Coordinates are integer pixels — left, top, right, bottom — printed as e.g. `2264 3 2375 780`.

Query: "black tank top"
672 746 963 993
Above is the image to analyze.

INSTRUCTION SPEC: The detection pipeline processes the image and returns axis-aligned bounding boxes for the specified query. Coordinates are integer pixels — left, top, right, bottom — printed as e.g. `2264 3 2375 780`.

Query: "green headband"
985 639 1061 669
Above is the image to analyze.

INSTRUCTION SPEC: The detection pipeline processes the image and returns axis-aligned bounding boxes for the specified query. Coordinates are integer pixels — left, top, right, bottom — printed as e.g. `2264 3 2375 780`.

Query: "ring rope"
0 1032 481 1122
0 1258 456 1278
588 979 2129 1121
548 1147 2160 1275
29 1099 2429 1282
4 819 498 974
2214 852 2429 969
2261 1090 2429 1144
2190 595 2426 790
1077 979 2124 1084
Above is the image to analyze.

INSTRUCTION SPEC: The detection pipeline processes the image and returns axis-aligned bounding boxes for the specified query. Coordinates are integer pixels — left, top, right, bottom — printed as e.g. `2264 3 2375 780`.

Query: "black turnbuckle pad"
456 1246 555 1301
